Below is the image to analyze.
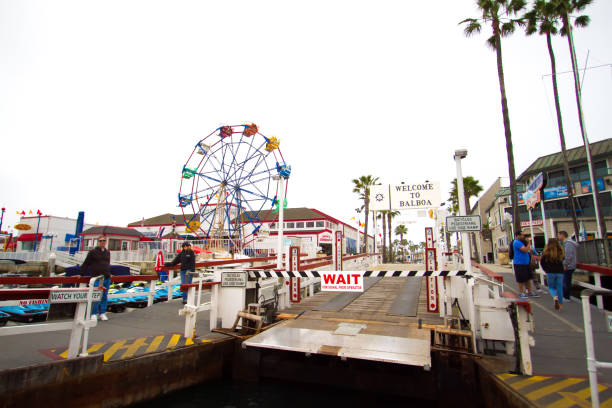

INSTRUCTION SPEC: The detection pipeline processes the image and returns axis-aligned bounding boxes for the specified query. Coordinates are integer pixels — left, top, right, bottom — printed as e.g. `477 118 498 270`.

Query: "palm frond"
486 35 498 50
508 0 527 14
574 15 590 27
462 20 482 37
501 21 517 36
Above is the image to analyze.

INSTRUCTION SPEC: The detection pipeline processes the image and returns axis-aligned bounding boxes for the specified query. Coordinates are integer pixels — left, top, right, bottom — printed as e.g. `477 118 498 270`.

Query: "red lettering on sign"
337 274 346 284
323 275 336 285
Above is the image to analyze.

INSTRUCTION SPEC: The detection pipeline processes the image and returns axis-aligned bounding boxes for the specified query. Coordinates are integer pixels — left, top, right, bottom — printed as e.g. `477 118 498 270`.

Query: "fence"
578 239 612 266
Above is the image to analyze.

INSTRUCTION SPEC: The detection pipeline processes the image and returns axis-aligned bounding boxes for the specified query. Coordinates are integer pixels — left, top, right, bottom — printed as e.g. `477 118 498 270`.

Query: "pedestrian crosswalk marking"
498 374 612 408
40 334 213 362
145 335 165 353
510 376 551 390
525 378 583 400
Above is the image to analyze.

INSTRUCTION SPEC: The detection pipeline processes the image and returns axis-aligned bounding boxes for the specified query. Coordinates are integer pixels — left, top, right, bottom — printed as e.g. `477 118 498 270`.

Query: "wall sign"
221 271 247 287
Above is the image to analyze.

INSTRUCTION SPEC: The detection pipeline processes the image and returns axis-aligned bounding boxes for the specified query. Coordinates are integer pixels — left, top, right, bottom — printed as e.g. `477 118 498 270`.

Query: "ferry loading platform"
244 273 443 369
1 262 611 407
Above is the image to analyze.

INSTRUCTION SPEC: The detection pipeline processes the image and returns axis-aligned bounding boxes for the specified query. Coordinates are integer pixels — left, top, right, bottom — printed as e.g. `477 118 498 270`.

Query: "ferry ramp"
244 263 443 368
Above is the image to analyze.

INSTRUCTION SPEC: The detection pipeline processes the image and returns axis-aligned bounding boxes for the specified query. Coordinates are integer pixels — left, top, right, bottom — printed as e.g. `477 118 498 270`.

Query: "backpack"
509 239 515 260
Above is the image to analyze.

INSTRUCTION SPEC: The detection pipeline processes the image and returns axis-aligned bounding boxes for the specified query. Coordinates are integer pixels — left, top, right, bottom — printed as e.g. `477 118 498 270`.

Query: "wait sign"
446 215 482 232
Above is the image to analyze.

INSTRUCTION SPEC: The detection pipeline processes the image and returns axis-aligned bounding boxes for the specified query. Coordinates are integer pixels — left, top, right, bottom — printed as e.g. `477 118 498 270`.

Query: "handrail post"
147 280 155 307
167 270 174 302
79 276 102 357
582 291 601 407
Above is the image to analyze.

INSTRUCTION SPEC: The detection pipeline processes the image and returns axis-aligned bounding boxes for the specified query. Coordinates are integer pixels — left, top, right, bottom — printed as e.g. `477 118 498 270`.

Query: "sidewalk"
0 297 225 370
483 263 612 384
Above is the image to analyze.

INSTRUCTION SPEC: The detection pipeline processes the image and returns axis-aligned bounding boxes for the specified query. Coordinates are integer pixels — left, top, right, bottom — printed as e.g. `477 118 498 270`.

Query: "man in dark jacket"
166 241 196 304
558 231 579 302
81 236 111 321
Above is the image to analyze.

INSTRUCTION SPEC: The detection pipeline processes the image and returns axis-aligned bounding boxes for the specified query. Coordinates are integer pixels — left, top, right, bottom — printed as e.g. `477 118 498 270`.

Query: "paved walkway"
0 296 226 370
483 263 612 407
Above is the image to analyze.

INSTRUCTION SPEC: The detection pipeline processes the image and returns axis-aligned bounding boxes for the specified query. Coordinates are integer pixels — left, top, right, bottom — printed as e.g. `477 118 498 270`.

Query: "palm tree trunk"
546 31 579 239
364 193 370 253
382 214 387 263
465 195 480 261
493 19 520 234
387 212 393 263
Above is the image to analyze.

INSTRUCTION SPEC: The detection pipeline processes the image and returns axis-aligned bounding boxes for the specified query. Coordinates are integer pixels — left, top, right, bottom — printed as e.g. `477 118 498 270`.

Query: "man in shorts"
512 230 537 299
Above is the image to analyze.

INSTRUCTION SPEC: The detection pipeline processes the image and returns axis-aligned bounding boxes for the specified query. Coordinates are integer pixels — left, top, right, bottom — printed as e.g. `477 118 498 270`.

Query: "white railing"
580 289 612 408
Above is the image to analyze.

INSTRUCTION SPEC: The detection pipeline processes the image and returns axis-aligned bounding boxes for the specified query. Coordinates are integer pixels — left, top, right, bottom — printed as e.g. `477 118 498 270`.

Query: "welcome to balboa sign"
369 182 441 211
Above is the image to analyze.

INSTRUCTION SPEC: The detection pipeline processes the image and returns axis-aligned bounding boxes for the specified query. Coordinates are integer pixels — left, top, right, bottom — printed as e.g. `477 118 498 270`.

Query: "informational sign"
321 272 363 292
221 271 247 287
319 232 333 243
425 227 434 249
520 220 543 227
49 289 102 303
14 223 31 231
369 182 441 211
426 276 439 313
580 178 605 194
335 231 343 271
289 246 301 303
446 215 482 232
543 185 569 200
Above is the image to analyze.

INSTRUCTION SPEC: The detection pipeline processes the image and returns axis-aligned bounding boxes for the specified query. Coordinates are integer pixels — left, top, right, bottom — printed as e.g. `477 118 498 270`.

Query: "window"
108 239 121 251
306 221 314 228
296 222 304 229
84 239 92 250
286 222 295 229
316 221 324 228
121 241 129 251
131 241 138 250
270 223 276 229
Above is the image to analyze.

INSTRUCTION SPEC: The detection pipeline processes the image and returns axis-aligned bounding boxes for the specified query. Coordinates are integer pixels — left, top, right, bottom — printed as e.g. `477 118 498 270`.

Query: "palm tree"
395 224 408 242
461 0 526 233
555 0 609 263
387 210 400 263
352 175 379 253
449 176 484 261
524 0 580 239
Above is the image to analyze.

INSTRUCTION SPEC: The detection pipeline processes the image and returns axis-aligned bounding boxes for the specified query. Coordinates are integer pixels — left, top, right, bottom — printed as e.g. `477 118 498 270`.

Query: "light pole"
454 150 473 273
454 149 477 352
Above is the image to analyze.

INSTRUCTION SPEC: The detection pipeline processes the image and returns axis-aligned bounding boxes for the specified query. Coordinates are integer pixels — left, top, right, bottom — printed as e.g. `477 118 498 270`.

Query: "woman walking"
539 238 565 311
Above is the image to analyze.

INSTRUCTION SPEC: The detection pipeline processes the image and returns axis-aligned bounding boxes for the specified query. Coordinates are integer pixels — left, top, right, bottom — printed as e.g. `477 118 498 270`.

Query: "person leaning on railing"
81 237 111 321
165 241 196 304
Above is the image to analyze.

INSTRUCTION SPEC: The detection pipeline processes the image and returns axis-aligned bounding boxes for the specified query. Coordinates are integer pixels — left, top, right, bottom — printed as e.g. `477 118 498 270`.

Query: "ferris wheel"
178 124 290 245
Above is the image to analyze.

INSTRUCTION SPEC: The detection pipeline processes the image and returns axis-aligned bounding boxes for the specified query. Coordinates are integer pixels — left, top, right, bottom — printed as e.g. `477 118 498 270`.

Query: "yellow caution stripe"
41 334 212 362
497 373 612 407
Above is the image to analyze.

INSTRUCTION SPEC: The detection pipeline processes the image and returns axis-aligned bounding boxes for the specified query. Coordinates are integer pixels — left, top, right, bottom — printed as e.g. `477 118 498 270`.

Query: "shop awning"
18 233 43 242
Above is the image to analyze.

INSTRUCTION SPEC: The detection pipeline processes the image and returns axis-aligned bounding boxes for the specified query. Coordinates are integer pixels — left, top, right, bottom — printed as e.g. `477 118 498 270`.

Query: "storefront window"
108 239 121 251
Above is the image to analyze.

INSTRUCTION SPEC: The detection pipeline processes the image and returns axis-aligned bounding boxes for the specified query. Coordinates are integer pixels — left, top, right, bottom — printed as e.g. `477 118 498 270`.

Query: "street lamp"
453 149 472 273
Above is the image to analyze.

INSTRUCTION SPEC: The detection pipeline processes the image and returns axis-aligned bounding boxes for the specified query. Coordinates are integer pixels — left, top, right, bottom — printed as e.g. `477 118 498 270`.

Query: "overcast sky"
1 0 611 244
